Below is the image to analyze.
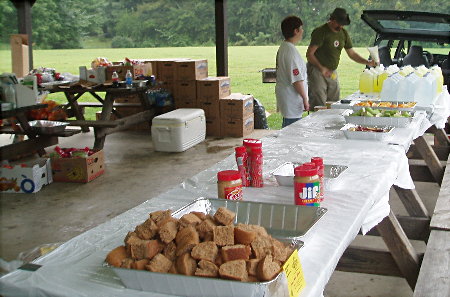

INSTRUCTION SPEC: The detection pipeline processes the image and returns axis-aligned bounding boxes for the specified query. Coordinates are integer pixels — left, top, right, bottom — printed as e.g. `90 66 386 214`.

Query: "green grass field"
1 46 446 129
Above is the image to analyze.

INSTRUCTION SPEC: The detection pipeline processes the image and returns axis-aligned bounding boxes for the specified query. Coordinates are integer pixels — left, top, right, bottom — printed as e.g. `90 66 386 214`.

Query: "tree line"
1 0 448 49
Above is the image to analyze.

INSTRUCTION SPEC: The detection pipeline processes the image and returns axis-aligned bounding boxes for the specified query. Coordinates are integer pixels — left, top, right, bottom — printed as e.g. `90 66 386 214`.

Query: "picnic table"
0 89 448 296
46 82 156 150
0 104 80 160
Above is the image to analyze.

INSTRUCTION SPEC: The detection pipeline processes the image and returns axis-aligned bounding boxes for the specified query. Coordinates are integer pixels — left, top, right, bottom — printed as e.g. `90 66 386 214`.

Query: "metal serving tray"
351 100 417 112
26 120 68 134
272 162 348 191
173 197 326 239
344 110 415 128
111 198 326 297
341 123 394 141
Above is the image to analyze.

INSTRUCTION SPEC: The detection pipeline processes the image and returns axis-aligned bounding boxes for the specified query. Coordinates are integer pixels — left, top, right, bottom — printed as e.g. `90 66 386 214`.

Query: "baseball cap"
330 8 351 26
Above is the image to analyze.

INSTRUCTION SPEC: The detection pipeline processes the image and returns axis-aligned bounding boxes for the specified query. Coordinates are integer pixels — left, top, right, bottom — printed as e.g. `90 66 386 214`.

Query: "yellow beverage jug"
359 69 374 93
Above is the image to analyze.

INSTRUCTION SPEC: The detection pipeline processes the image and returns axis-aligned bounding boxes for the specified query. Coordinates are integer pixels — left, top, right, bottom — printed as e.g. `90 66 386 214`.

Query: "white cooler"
151 108 206 152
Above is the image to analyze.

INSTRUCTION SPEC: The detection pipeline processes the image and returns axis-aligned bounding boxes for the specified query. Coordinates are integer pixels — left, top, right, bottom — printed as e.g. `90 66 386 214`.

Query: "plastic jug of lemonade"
380 72 403 101
373 66 385 92
414 73 435 107
397 73 420 102
430 66 443 93
359 69 374 93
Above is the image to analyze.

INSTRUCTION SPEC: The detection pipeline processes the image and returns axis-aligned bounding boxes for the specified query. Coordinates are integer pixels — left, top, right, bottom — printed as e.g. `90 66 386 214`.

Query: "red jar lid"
311 157 323 166
243 138 262 148
217 170 241 181
294 165 318 177
303 162 316 169
235 146 247 154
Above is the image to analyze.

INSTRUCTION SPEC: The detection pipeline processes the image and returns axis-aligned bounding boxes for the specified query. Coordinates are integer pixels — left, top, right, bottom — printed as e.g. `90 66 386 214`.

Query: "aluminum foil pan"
351 100 417 112
273 162 348 191
26 120 68 134
343 110 415 128
341 123 394 141
111 198 326 297
173 198 326 239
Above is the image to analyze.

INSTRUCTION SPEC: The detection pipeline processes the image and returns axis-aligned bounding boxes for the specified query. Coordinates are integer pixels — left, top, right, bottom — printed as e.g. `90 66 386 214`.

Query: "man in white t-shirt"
275 15 309 128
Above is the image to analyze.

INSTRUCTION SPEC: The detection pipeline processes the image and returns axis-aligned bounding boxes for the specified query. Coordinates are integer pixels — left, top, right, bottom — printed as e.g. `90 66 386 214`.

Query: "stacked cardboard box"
220 93 254 137
197 76 231 137
173 59 208 109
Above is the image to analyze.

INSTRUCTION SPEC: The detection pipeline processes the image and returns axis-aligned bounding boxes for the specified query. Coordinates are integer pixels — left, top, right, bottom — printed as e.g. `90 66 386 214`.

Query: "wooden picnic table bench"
414 153 450 296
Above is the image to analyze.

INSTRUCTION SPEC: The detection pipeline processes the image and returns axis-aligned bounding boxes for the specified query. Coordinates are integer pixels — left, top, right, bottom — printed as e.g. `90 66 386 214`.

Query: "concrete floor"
0 128 440 297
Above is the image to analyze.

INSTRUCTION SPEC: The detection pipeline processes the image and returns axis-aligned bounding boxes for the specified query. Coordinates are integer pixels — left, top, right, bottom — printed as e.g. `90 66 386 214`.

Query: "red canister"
311 157 324 202
235 146 249 187
243 139 262 187
249 146 263 187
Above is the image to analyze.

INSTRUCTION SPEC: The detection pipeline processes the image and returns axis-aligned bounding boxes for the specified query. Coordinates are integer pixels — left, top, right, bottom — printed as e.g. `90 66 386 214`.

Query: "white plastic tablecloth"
1 96 448 297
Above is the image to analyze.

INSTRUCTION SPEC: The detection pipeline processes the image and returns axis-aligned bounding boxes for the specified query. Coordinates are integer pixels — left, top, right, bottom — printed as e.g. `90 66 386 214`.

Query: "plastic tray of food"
351 100 417 111
341 123 394 141
343 110 415 128
272 162 348 191
111 198 326 297
24 120 68 134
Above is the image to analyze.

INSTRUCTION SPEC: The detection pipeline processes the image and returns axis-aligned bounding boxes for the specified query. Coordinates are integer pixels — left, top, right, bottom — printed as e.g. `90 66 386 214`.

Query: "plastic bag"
253 98 268 129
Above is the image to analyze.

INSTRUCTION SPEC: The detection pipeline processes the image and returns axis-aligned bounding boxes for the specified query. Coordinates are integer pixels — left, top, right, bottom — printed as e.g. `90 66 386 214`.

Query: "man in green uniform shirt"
306 8 376 110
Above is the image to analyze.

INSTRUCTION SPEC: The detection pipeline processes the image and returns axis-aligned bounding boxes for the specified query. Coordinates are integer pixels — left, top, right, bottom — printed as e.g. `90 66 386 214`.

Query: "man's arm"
293 80 310 111
345 48 377 67
306 45 332 78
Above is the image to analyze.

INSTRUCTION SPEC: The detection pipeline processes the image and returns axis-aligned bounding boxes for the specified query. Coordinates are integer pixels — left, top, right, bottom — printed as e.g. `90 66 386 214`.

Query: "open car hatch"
361 10 450 44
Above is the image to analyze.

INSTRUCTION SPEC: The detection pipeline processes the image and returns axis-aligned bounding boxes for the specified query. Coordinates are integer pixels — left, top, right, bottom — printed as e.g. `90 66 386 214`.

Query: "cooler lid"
153 108 205 123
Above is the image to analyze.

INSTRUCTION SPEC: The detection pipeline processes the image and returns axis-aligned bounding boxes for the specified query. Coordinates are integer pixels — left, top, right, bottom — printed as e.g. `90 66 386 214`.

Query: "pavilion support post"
11 0 36 70
215 0 228 76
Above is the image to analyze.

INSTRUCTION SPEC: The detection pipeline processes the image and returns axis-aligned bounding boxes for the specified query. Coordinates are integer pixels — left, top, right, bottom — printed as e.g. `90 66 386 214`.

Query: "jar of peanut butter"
217 170 243 200
294 164 320 206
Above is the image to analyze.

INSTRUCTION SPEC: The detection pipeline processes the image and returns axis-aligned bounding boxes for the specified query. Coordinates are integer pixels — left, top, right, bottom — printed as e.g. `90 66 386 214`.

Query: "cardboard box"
175 59 208 80
105 65 133 81
157 60 178 82
51 150 105 183
174 80 197 105
105 63 153 81
175 100 198 109
197 77 231 102
159 81 175 95
220 93 254 119
0 158 52 193
197 100 220 118
10 34 29 78
135 59 159 78
79 66 106 84
114 94 141 104
206 116 222 137
221 113 254 138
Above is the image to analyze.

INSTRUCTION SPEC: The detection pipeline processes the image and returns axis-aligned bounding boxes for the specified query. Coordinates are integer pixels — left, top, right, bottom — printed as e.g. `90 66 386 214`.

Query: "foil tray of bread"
108 198 327 297
273 162 348 190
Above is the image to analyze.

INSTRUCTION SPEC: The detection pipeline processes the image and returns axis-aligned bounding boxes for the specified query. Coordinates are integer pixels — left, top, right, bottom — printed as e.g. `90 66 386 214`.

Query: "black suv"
361 10 450 84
